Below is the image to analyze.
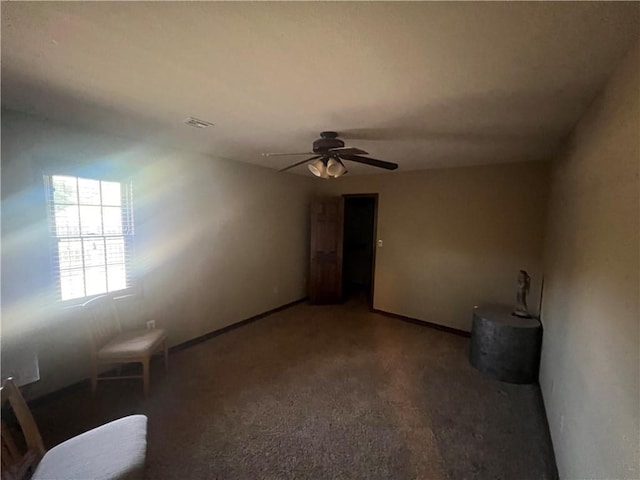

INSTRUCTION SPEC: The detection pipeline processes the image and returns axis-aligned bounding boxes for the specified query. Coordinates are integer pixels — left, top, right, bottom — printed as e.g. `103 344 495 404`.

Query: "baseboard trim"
372 309 471 338
28 297 307 407
170 297 308 353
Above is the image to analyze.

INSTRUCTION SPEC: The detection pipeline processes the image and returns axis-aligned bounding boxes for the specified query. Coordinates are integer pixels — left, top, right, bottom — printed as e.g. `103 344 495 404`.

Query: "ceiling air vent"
184 117 214 129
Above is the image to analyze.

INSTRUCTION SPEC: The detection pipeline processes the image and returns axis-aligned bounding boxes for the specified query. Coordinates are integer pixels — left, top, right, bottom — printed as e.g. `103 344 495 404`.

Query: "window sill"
59 288 141 310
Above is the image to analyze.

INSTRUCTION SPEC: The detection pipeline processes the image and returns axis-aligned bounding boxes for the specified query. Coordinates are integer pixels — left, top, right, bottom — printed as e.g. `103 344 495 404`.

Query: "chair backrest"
1 378 45 480
83 295 123 355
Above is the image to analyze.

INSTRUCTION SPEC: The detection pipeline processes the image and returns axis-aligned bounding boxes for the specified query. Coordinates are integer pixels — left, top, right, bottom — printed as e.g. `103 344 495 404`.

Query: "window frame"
44 173 137 304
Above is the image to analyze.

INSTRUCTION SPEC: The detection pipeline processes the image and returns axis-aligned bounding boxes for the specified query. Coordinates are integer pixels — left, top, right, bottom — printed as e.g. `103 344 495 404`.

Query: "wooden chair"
1 377 147 480
84 294 168 397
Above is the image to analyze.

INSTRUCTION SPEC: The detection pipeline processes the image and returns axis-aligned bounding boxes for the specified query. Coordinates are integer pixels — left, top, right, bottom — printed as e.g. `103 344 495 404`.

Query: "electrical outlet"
377 239 383 247
146 320 156 330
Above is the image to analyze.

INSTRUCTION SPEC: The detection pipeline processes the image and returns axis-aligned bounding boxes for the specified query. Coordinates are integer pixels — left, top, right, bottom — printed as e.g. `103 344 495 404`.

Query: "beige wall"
319 161 550 331
539 43 639 479
1 109 314 397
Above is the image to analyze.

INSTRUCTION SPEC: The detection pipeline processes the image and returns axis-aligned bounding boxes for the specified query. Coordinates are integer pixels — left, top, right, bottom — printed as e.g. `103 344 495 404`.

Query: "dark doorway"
342 194 377 307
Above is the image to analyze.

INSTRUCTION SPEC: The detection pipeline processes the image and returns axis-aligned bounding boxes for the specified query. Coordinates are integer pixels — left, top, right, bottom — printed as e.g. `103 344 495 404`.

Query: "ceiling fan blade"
340 154 398 170
278 156 321 172
328 147 369 155
262 152 315 157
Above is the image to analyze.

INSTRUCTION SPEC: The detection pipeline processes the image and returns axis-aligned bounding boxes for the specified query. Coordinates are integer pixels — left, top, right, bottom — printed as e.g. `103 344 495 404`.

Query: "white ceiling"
2 2 638 175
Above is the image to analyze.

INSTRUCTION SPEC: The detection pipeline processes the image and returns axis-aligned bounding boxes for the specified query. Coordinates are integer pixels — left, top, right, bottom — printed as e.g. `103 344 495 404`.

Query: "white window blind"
44 174 135 301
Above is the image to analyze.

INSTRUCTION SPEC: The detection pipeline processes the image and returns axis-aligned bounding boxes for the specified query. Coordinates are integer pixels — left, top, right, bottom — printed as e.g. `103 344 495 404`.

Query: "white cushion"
97 329 166 360
32 415 147 480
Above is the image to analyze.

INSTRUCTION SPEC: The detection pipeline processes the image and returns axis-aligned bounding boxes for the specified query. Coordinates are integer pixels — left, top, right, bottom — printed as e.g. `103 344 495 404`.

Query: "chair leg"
163 340 169 372
142 358 150 398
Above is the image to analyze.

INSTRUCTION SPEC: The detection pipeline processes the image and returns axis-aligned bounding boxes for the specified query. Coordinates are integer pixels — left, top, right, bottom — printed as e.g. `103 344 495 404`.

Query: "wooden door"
309 197 344 304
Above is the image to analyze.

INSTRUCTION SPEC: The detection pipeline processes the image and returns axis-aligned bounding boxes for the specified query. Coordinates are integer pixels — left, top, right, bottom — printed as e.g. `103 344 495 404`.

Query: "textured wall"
1 109 314 397
319 161 550 331
539 43 639 479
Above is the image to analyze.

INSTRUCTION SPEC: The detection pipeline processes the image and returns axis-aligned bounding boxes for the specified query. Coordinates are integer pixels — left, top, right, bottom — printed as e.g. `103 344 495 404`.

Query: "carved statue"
513 270 532 318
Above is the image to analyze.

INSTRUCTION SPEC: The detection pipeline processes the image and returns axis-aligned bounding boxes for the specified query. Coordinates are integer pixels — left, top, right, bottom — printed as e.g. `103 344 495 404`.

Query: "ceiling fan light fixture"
270 131 399 177
308 159 329 178
327 157 347 178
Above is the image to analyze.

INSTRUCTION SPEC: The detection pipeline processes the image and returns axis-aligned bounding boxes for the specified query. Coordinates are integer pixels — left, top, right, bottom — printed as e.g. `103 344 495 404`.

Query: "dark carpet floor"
32 298 558 479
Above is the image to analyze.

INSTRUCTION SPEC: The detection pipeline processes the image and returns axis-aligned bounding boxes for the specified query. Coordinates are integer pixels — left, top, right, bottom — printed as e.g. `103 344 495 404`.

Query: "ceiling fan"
262 131 398 178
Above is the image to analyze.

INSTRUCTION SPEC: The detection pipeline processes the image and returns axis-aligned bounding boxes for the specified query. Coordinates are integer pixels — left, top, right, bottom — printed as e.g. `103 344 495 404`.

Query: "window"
45 175 134 301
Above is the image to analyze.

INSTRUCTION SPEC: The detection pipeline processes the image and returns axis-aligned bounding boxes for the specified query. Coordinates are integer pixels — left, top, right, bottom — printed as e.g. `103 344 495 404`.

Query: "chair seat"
32 415 147 480
97 329 167 360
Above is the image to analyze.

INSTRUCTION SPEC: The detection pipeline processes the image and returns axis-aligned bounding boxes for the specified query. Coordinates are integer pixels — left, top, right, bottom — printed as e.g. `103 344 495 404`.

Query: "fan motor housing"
313 131 344 153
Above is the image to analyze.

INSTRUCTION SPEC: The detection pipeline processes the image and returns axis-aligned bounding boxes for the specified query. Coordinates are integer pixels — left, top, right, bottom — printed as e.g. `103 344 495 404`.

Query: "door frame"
342 193 379 310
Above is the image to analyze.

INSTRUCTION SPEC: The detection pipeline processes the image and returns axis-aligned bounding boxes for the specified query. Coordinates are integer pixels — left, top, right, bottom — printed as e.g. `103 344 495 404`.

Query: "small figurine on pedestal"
513 270 532 318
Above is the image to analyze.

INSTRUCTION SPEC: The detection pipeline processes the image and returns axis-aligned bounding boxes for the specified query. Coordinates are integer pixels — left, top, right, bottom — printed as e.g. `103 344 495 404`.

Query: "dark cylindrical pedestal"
469 305 542 384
